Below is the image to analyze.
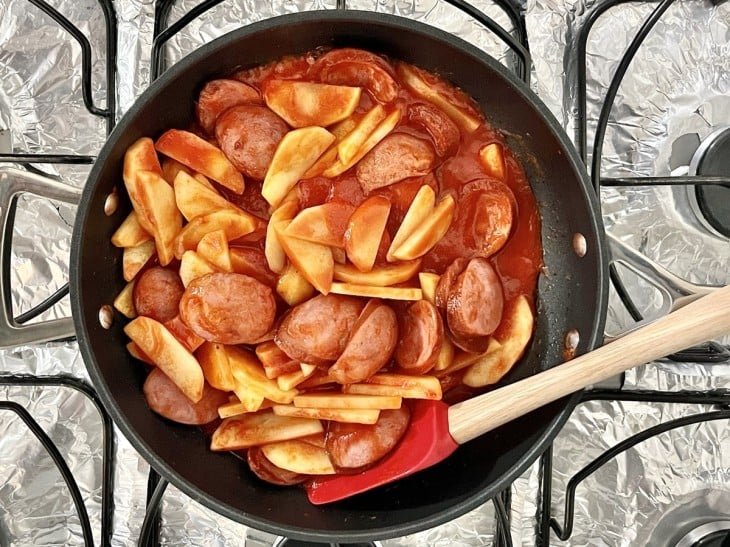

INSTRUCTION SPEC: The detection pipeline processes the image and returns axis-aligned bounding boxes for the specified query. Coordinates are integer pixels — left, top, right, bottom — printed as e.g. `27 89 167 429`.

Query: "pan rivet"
104 188 119 216
572 233 587 257
98 305 114 329
564 329 580 353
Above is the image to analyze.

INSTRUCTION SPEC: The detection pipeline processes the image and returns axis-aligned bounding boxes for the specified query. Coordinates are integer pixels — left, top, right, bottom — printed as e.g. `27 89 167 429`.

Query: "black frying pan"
70 11 608 542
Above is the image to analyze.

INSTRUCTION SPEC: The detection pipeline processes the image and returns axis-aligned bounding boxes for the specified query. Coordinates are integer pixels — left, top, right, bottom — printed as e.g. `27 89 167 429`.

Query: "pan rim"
71 9 608 542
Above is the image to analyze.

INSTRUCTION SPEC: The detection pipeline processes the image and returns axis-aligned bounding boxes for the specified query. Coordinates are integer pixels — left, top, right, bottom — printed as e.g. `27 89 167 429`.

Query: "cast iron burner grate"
688 127 730 239
676 521 730 547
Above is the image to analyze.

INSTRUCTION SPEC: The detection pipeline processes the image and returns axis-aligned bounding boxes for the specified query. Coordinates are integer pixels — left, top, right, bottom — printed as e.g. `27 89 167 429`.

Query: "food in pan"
111 47 541 487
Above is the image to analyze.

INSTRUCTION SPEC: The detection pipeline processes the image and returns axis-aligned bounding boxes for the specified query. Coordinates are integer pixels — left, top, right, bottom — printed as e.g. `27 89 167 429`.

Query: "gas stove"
0 0 728 546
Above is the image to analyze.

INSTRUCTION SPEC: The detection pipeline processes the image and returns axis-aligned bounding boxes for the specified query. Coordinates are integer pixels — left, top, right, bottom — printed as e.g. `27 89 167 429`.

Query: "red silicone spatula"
306 284 730 504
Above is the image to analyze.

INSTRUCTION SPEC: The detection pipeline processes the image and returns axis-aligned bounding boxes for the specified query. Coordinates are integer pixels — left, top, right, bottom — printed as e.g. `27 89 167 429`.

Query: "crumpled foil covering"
0 0 728 545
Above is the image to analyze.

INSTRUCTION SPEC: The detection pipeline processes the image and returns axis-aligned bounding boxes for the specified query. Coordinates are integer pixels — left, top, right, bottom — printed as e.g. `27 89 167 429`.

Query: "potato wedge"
255 341 300 380
272 405 380 425
337 104 386 164
284 202 353 248
218 399 272 419
161 157 192 185
174 210 256 259
210 410 323 451
322 109 401 178
329 282 422 301
389 194 455 261
387 185 436 261
262 126 336 208
174 170 240 221
113 280 137 319
344 195 391 273
123 137 163 185
195 341 235 392
179 251 219 288
276 263 316 306
124 316 204 402
463 295 534 387
111 211 152 248
227 346 298 404
293 393 401 410
263 80 361 128
265 201 299 274
418 272 440 304
196 229 233 272
230 382 267 414
163 315 205 353
155 129 244 194
398 64 481 133
479 143 506 181
275 225 334 294
302 147 338 179
276 365 317 391
126 341 153 365
433 335 456 372
343 374 442 400
334 260 421 287
261 439 336 475
124 170 182 267
435 338 502 377
122 240 155 282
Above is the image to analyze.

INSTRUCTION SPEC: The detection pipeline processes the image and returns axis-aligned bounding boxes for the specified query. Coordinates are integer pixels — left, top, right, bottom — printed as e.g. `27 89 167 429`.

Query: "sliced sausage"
247 446 307 486
143 368 228 425
215 105 289 180
195 79 261 134
133 267 185 323
434 257 469 309
356 134 436 194
408 103 460 157
447 258 504 338
309 48 399 103
326 406 410 471
329 299 398 384
179 272 276 344
275 294 365 365
457 179 514 258
446 327 490 353
395 300 443 374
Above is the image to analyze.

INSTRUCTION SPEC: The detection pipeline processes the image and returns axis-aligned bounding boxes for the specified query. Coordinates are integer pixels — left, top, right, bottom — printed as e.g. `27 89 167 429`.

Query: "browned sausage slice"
325 406 410 471
143 368 228 425
133 266 185 323
247 446 307 486
395 299 443 374
329 299 398 384
215 105 289 180
179 272 276 344
309 48 399 103
434 257 469 310
447 258 504 338
458 179 514 258
356 134 436 193
275 294 365 365
408 103 460 157
195 79 261 134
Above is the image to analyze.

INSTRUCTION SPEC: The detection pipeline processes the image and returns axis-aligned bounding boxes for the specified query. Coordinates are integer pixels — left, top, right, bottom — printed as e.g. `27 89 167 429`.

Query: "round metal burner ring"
675 520 730 547
687 125 730 239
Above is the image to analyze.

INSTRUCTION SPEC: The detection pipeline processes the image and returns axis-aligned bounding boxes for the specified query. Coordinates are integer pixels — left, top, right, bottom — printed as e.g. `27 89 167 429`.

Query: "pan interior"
71 11 607 542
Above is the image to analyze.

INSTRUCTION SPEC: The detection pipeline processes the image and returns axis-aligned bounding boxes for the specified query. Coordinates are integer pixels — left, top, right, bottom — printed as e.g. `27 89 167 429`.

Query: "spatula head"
305 398 458 504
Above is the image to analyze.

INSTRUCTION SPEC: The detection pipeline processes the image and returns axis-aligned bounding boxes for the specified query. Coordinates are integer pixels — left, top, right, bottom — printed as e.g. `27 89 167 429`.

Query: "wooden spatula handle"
448 284 730 445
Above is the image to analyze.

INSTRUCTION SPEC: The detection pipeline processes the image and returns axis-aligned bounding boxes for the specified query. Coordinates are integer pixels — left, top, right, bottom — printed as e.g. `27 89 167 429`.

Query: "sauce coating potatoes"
113 47 543 492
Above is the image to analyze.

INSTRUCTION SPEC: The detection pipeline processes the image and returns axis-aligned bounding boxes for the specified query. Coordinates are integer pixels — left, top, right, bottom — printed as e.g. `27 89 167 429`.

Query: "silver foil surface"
0 0 728 545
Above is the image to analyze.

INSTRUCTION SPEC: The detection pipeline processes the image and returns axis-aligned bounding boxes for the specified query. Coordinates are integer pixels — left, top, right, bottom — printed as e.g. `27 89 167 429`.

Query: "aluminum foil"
0 0 729 545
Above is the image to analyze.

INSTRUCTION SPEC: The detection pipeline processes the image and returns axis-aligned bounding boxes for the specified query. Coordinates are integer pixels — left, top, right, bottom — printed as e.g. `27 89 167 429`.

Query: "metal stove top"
0 0 728 546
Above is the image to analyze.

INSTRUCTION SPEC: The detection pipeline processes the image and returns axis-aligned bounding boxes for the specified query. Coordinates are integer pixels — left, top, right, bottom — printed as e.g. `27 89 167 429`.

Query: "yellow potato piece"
284 202 351 248
113 280 136 319
343 374 442 400
293 393 402 410
479 143 505 181
179 251 219 288
272 405 380 425
227 346 298 404
418 272 440 304
334 260 421 287
337 104 386 164
264 80 361 128
389 194 455 261
174 209 256 259
124 316 204 403
262 126 336 208
196 229 232 272
329 282 422 301
122 239 155 282
111 211 152 248
261 439 336 475
463 295 534 387
387 185 436 261
196 341 235 392
276 263 316 307
173 170 240 221
276 366 317 391
265 202 299 274
210 410 323 451
345 195 391 273
276 224 334 295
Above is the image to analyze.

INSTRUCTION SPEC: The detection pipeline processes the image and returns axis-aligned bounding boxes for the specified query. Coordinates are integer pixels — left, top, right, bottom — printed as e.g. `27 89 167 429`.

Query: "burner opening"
273 539 381 547
689 127 730 238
